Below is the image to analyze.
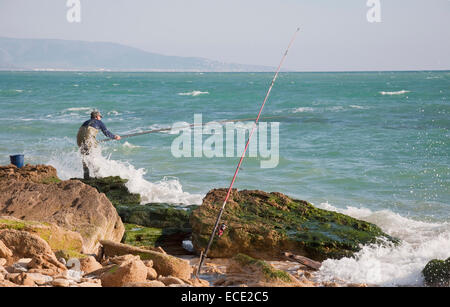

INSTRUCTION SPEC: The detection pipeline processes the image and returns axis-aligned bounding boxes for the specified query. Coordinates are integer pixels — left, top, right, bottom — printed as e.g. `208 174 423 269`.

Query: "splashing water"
45 143 203 206
315 203 450 286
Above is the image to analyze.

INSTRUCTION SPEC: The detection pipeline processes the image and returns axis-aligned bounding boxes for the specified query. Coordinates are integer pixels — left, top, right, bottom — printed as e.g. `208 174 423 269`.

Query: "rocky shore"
0 164 445 287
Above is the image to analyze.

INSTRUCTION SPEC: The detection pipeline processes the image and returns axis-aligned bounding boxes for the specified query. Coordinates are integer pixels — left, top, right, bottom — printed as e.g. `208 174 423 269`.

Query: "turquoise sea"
0 71 449 286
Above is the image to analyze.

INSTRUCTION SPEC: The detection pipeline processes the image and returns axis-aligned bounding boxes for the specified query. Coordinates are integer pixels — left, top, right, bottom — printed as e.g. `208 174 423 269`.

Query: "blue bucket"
10 154 25 168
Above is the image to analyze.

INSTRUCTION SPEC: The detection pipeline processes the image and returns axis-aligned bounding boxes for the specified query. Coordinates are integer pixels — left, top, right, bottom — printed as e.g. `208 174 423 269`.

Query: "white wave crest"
292 107 314 113
122 141 140 149
46 146 203 206
107 110 120 116
178 90 209 97
379 90 410 95
315 202 450 286
349 105 368 109
64 107 92 112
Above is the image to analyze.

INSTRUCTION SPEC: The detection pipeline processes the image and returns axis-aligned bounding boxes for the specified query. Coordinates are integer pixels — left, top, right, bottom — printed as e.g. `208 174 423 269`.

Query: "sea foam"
315 202 450 286
45 145 203 206
379 90 410 95
178 90 209 97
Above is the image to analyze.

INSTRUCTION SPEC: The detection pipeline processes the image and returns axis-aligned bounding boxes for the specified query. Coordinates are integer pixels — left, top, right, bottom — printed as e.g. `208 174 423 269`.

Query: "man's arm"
98 121 117 139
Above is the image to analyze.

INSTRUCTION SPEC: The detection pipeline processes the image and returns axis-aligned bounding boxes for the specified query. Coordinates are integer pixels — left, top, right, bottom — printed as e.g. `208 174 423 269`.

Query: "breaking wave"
44 144 203 206
379 90 410 95
315 202 450 286
178 90 209 97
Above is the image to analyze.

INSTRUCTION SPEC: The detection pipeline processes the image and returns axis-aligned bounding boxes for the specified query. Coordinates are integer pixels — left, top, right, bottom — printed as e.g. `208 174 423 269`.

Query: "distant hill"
0 37 273 72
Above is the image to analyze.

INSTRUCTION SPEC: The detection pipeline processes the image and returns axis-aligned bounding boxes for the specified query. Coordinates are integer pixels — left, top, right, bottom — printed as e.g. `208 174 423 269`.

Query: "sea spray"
84 148 203 205
43 143 203 206
178 90 209 97
315 202 450 286
379 90 410 95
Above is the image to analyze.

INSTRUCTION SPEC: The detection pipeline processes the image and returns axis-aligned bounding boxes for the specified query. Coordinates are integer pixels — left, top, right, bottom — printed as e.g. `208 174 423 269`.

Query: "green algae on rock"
422 257 450 287
116 203 196 230
190 189 399 261
122 223 163 247
0 216 84 255
77 176 196 229
77 176 141 207
79 176 197 253
122 223 193 255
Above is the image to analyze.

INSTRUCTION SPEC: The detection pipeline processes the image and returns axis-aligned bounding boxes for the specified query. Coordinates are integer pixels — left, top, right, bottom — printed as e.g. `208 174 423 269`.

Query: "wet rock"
76 176 141 207
191 189 398 261
422 257 450 287
79 176 196 254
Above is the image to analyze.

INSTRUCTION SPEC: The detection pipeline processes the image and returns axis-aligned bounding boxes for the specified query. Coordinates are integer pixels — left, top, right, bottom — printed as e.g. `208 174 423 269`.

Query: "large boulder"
0 177 124 254
0 216 83 255
191 189 398 261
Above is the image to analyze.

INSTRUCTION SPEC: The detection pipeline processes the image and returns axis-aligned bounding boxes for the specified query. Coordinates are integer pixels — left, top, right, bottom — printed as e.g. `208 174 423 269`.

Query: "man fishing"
77 110 121 179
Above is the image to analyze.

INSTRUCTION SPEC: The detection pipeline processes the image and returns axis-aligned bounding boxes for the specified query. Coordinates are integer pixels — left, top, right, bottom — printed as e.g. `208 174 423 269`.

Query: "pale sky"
1 0 449 71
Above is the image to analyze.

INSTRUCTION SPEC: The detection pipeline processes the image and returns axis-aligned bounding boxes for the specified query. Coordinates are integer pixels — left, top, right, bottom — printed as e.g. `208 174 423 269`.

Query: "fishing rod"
99 115 285 143
196 27 300 276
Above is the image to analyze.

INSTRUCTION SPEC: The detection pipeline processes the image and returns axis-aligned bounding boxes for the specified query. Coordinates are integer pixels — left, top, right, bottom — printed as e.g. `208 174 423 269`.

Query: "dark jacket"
81 119 116 139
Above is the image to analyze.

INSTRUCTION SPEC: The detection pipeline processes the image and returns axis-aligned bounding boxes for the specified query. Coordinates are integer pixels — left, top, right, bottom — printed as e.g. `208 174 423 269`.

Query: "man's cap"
91 110 102 119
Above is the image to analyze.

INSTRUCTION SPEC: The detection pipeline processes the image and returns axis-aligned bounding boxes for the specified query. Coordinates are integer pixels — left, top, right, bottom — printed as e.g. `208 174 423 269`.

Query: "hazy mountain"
0 37 273 72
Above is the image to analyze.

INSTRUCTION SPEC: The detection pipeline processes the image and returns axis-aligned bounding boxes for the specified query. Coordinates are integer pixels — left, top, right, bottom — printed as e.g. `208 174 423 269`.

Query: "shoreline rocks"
191 189 399 261
0 165 410 287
